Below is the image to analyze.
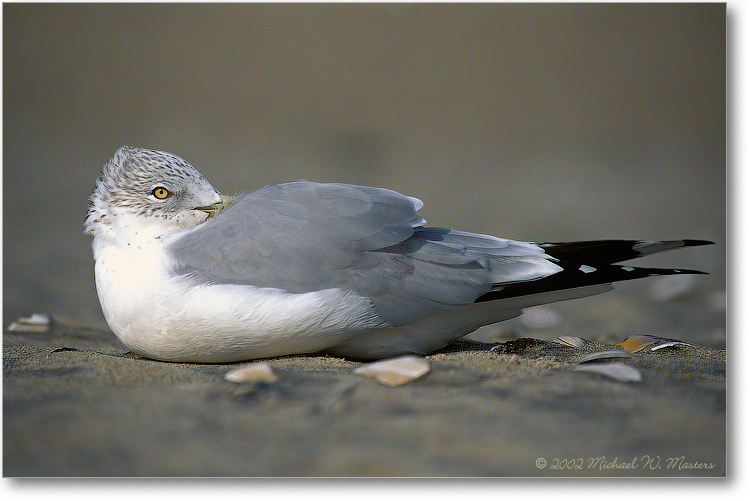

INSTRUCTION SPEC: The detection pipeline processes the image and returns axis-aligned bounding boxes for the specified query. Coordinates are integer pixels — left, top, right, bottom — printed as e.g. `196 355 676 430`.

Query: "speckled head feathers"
84 146 222 236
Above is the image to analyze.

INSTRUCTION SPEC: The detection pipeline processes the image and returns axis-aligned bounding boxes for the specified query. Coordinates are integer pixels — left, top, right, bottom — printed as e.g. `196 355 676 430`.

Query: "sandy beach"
3 291 725 477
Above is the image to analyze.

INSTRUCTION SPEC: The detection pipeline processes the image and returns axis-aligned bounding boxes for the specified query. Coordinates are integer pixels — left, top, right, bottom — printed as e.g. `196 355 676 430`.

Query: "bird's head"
84 146 231 240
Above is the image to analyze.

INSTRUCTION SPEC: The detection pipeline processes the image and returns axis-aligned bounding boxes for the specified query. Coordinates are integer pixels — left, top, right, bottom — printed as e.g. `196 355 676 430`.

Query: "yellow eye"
152 187 171 199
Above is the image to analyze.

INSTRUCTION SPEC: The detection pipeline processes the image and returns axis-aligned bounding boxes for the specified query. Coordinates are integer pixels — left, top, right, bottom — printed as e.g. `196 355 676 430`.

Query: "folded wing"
167 182 561 325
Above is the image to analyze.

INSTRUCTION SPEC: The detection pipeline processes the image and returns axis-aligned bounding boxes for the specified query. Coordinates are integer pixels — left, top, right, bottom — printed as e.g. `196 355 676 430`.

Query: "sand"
3 314 725 477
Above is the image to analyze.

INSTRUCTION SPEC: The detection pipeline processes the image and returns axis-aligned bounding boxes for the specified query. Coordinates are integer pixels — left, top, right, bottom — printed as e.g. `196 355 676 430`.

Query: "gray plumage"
169 182 558 327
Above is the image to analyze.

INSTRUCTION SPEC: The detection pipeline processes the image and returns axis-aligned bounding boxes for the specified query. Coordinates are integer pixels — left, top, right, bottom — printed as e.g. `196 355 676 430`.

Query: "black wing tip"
681 239 715 247
584 265 710 278
476 264 709 303
538 238 715 267
678 268 710 275
651 267 709 276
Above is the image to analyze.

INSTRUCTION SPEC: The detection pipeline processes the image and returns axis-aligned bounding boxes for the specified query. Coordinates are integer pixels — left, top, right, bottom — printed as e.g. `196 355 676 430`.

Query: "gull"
85 146 712 363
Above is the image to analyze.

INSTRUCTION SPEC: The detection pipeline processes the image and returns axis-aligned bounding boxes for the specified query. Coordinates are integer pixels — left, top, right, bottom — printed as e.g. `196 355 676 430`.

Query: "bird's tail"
539 239 713 265
476 239 713 303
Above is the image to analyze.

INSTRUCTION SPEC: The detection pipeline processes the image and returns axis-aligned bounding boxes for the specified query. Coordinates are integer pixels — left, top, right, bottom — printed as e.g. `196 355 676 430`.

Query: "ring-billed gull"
84 146 712 363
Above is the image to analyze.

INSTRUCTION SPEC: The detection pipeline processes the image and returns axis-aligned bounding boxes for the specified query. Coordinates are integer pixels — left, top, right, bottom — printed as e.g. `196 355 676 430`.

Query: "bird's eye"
151 187 171 200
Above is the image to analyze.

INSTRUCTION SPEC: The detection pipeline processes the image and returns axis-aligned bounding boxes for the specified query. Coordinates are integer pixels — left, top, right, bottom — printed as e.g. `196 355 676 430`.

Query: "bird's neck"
90 213 180 267
90 206 210 257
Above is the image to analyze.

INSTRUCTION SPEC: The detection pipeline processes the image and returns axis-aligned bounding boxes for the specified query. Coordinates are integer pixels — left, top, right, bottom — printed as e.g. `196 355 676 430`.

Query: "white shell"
573 362 642 383
651 341 693 351
578 350 635 363
354 355 430 386
7 312 51 332
224 362 278 383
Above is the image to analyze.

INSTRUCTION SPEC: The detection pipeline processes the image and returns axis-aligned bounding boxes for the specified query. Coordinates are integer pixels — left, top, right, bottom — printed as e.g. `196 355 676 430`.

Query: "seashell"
354 355 430 386
224 362 278 384
616 335 658 353
578 350 635 363
553 336 587 348
7 312 51 332
519 306 561 328
650 341 693 351
573 362 642 383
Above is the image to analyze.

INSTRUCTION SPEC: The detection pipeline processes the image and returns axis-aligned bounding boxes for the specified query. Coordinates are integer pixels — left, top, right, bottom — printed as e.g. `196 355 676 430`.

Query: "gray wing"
168 182 561 325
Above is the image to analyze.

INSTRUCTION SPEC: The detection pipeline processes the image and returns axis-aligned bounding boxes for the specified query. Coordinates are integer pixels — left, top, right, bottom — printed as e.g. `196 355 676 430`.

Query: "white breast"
92 230 390 363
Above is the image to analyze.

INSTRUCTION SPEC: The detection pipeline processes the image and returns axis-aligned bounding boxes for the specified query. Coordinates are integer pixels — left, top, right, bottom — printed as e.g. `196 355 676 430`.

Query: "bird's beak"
195 194 235 218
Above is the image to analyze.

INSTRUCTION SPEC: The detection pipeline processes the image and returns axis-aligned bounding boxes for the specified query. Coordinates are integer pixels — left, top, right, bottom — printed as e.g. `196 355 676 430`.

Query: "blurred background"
3 3 725 344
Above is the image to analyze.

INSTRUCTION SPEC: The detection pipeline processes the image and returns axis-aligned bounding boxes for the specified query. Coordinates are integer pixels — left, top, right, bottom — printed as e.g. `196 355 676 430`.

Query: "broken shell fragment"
578 350 635 363
224 362 278 384
7 312 52 333
573 362 642 383
553 336 587 348
616 335 658 353
651 341 693 351
354 355 430 387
